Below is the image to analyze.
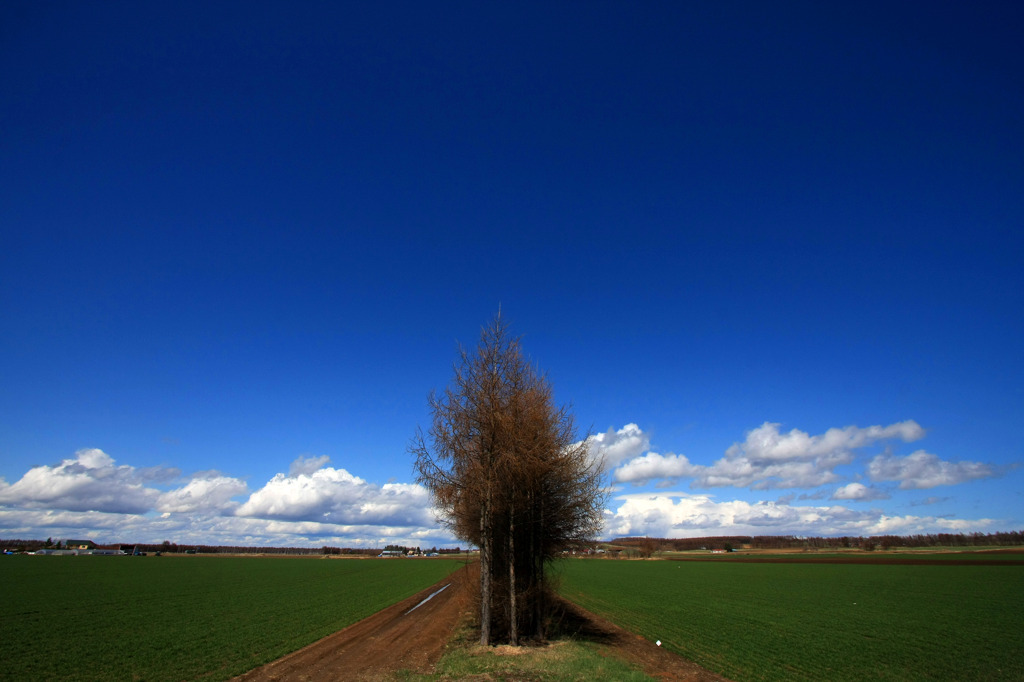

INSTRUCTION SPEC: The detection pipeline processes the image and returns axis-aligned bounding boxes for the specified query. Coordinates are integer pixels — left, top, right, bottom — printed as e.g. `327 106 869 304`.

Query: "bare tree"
412 313 605 645
638 536 658 558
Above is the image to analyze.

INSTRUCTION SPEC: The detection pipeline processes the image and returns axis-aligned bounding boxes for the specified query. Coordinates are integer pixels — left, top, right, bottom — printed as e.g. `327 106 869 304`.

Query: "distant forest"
612 530 1024 552
0 539 468 555
3 531 1021 555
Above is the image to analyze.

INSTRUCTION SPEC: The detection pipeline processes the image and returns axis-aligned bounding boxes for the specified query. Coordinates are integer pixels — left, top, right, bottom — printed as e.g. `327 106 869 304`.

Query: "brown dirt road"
235 562 726 681
235 564 472 682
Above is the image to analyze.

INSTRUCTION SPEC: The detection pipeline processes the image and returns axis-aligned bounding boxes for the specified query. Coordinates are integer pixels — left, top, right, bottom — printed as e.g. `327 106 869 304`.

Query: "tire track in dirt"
234 563 473 682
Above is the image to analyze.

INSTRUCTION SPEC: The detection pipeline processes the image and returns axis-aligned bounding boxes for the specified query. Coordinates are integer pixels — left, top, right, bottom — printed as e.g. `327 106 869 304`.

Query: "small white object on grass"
656 640 662 647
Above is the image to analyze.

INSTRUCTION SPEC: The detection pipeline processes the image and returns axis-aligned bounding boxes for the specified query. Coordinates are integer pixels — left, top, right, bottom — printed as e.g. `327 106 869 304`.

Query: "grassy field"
1 555 462 681
557 557 1024 681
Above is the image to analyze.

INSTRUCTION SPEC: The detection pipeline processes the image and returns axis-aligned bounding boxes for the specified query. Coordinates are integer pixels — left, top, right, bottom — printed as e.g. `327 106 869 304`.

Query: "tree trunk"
509 497 518 645
534 497 545 639
480 480 492 645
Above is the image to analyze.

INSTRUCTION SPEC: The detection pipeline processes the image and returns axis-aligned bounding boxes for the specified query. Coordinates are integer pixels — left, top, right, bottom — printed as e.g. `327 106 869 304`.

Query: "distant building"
65 540 96 550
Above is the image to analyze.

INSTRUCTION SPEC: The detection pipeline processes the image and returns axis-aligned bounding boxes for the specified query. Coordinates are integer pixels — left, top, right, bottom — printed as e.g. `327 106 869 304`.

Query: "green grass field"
1 555 462 681
557 558 1024 681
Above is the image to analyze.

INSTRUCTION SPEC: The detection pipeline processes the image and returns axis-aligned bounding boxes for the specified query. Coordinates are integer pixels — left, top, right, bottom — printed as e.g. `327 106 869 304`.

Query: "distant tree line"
322 546 379 555
364 545 464 555
0 539 453 556
8 531 1017 557
612 531 1024 552
125 543 358 555
381 544 419 554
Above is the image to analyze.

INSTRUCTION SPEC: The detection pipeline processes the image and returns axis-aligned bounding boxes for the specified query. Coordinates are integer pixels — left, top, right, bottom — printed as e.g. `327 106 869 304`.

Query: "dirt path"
235 563 472 681
234 562 725 681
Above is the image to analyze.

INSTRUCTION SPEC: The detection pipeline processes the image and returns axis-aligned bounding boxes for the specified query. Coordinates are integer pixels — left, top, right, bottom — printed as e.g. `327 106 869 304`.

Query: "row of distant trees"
613 531 1024 553
321 545 466 555
0 539 454 556
8 530 1019 557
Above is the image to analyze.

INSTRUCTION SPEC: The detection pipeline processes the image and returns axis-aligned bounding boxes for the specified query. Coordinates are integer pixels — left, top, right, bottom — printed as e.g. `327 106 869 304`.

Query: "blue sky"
2 2 1021 548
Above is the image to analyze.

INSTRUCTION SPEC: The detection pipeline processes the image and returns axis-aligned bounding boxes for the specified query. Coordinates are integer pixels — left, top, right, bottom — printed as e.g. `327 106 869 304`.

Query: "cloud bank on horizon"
0 420 1004 547
600 420 991 491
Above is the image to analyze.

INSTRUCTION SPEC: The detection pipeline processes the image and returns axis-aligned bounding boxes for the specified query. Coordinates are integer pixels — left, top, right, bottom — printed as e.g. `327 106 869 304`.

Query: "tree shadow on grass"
546 597 622 646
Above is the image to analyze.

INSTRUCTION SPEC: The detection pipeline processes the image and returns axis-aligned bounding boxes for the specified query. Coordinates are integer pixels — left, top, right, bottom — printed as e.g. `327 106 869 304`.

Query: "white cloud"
289 454 332 477
865 514 987 535
867 450 994 489
602 491 994 539
0 431 1001 550
704 450 853 490
235 467 366 520
611 420 926 489
0 507 458 550
614 452 698 484
235 465 434 527
0 449 248 518
0 448 163 514
831 482 890 501
584 423 650 469
724 420 924 463
0 448 449 548
0 509 152 535
155 473 248 514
